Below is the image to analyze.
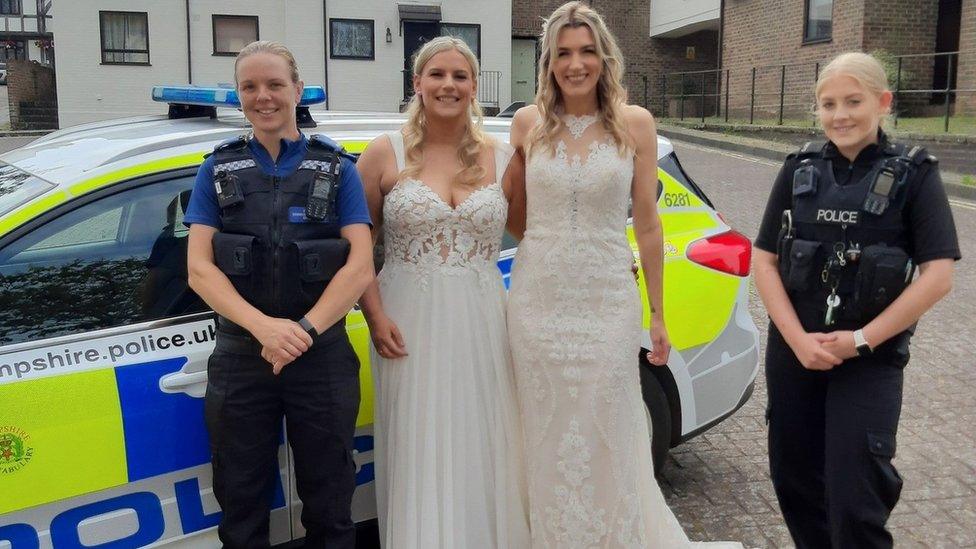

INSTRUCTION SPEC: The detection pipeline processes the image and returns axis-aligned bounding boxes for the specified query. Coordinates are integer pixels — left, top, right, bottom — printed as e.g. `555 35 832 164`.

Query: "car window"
0 176 207 345
659 153 713 208
0 162 58 218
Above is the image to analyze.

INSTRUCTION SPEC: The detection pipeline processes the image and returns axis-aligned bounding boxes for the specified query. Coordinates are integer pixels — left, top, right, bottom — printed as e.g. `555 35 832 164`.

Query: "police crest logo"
0 425 33 473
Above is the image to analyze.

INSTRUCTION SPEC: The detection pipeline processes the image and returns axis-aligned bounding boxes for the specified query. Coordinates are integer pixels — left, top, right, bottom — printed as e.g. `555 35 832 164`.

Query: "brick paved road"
660 141 976 548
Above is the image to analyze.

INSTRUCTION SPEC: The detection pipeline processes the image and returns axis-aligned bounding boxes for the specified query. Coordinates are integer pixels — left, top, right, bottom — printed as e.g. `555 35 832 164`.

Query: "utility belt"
777 210 914 325
214 315 347 356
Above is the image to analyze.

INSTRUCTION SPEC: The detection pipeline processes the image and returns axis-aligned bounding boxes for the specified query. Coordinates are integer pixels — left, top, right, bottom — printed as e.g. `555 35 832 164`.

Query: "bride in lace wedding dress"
356 37 529 548
508 4 741 547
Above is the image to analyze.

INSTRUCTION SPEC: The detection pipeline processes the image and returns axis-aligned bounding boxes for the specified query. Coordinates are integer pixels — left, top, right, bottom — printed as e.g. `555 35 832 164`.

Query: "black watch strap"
299 317 318 339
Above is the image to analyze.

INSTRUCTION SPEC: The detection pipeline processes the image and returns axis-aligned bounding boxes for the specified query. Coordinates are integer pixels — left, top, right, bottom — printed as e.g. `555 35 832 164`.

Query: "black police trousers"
205 330 360 549
766 327 904 549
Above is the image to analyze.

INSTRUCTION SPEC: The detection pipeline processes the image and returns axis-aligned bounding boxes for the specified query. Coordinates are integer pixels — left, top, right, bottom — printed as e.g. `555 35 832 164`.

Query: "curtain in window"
441 25 479 58
102 12 149 63
215 17 258 54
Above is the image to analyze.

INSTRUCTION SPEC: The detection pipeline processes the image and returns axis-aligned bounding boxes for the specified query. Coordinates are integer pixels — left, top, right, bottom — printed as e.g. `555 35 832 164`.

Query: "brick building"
511 0 718 116
512 0 975 119
721 0 976 119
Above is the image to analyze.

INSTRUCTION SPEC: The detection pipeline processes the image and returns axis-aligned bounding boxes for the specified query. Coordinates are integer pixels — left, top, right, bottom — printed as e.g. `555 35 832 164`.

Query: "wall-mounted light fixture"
386 27 393 43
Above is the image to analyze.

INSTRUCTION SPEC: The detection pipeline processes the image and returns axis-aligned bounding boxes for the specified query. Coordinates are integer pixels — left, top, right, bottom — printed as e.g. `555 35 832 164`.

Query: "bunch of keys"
823 242 847 325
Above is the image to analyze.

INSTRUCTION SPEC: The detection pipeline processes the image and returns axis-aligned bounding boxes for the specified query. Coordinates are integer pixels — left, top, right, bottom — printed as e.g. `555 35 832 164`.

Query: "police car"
0 87 759 548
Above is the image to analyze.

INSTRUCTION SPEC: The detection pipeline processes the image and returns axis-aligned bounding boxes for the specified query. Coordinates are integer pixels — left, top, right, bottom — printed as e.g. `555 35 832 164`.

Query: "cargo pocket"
212 232 257 296
785 239 821 292
867 429 903 511
294 238 351 302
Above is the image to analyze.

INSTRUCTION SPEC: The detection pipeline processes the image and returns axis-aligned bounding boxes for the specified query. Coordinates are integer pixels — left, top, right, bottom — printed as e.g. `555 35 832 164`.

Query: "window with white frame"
100 11 149 64
213 15 259 56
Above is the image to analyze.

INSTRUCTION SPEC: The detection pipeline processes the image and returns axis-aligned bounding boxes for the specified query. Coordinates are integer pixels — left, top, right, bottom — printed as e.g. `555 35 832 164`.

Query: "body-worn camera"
792 162 819 196
863 166 899 215
215 170 244 209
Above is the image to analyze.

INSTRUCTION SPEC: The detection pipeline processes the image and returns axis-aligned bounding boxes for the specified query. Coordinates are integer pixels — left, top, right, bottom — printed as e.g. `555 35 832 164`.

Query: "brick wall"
6 59 58 130
721 0 865 121
512 0 718 116
863 0 939 113
957 0 976 115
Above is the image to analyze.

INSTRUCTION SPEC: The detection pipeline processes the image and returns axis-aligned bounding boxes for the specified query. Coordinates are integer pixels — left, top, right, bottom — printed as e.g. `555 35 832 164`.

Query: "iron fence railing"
660 51 976 133
401 70 502 108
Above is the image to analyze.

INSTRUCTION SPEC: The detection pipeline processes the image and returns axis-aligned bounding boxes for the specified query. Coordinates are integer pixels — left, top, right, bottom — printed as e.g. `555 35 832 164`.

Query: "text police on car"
184 41 374 548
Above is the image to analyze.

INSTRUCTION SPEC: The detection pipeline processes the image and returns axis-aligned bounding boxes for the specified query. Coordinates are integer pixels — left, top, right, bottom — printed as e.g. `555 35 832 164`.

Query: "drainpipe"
185 0 193 84
323 0 330 109
717 0 724 71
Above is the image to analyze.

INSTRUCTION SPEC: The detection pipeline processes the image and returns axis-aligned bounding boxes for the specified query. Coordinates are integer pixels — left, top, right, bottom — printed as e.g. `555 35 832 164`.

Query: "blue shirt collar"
248 133 308 175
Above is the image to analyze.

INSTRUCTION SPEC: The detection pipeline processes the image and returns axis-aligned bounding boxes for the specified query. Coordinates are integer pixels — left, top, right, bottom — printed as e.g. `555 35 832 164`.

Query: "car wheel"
639 360 671 475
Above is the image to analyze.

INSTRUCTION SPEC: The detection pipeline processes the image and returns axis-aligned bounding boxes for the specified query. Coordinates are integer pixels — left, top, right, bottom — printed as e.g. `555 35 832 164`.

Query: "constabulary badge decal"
0 426 33 474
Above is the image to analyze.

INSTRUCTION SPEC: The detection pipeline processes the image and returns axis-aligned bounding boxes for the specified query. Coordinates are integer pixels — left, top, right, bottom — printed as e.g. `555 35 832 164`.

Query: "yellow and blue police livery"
0 86 759 548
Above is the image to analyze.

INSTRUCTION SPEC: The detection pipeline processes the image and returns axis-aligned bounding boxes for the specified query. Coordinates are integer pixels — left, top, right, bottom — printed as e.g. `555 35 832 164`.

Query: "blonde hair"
401 36 491 187
815 52 891 125
528 1 632 158
234 40 300 84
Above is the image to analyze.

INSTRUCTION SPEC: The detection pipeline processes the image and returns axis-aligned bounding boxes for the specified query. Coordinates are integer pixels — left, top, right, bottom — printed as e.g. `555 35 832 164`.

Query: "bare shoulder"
512 105 540 131
623 104 655 132
360 132 393 161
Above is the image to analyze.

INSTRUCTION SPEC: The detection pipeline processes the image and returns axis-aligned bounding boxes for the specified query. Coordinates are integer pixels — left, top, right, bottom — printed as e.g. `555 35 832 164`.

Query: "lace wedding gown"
508 116 742 548
370 131 530 548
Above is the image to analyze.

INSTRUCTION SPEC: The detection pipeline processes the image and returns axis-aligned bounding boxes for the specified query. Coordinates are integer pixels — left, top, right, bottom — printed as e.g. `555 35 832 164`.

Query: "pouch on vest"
212 233 256 275
854 244 912 319
784 239 821 292
292 238 351 300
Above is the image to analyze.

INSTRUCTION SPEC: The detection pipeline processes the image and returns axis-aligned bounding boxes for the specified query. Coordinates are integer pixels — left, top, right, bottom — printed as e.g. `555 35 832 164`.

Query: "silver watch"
853 329 872 357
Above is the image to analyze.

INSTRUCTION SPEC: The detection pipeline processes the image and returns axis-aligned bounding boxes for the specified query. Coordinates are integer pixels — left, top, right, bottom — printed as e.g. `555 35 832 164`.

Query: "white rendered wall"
324 0 512 112
54 0 511 127
649 0 719 38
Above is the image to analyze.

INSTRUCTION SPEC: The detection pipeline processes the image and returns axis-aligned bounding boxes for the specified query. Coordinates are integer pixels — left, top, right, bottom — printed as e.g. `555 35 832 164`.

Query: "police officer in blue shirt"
185 41 373 548
754 53 959 548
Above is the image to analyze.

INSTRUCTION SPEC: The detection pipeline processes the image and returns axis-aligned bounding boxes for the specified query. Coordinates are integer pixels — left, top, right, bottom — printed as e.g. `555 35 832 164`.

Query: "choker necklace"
562 113 598 140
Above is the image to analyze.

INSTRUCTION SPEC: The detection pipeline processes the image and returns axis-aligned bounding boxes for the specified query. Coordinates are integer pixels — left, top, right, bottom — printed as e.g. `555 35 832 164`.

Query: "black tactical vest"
208 135 352 336
780 139 932 331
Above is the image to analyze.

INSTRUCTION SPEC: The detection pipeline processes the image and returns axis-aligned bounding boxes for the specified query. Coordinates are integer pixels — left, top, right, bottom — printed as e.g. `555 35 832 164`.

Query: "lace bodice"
381 131 512 285
524 137 634 248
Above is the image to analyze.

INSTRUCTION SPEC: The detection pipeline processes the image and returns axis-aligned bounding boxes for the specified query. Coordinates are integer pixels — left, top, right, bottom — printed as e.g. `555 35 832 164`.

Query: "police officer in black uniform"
185 41 373 548
754 52 960 548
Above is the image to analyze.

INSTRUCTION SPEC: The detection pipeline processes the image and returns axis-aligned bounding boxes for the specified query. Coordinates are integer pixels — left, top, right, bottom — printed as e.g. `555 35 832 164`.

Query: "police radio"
215 170 244 209
863 166 898 216
305 155 340 222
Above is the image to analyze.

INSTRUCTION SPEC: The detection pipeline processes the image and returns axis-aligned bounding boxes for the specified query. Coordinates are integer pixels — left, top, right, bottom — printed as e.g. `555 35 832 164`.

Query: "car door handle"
159 370 208 398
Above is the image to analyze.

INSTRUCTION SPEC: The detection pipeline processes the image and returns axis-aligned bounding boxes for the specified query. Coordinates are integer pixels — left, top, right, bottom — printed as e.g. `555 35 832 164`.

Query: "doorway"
511 38 537 105
403 21 439 101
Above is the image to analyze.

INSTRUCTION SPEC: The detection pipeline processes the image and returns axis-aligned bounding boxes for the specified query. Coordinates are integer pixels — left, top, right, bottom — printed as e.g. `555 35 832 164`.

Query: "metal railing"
660 51 976 133
401 70 502 108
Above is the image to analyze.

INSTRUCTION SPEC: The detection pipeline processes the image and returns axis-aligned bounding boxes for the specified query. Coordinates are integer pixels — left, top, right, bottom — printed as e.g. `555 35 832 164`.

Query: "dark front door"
403 21 439 101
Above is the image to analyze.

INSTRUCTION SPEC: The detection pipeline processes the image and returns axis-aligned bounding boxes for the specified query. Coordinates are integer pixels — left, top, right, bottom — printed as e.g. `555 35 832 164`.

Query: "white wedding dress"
370 131 530 548
508 116 742 548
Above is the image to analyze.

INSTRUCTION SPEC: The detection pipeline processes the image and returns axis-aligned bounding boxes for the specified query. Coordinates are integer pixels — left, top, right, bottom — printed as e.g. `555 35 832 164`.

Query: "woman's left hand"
646 322 671 366
821 330 858 361
262 346 297 374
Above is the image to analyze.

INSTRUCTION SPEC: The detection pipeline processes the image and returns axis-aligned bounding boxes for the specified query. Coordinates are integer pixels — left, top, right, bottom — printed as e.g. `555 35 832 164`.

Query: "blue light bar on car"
151 85 327 107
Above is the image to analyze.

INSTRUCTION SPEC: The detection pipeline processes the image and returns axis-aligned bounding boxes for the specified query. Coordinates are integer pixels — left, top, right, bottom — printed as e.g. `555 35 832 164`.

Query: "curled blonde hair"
401 36 491 187
528 1 632 158
815 52 892 126
235 40 301 84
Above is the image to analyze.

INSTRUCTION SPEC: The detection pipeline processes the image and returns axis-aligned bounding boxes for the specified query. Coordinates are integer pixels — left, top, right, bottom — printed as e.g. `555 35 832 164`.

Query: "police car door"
0 171 291 547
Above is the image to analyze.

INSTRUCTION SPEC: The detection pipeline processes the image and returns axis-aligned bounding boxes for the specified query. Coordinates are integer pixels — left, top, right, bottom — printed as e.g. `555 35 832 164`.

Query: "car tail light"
686 230 752 277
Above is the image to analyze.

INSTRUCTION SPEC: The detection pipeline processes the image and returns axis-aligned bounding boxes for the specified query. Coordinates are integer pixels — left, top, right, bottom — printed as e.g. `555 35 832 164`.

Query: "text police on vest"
816 209 860 225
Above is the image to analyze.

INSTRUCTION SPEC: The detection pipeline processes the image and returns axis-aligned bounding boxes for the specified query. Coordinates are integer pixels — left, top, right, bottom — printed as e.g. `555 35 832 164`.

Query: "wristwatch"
299 317 319 341
853 329 873 357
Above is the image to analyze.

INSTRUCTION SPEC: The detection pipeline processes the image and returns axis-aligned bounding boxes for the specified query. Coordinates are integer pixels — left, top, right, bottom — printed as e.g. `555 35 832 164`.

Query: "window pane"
101 11 148 63
441 24 479 58
806 0 832 40
0 178 207 345
124 13 148 50
331 20 373 59
215 16 258 54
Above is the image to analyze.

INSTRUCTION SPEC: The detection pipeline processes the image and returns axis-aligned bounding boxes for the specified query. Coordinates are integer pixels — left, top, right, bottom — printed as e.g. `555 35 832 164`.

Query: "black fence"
401 70 502 110
660 51 976 133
